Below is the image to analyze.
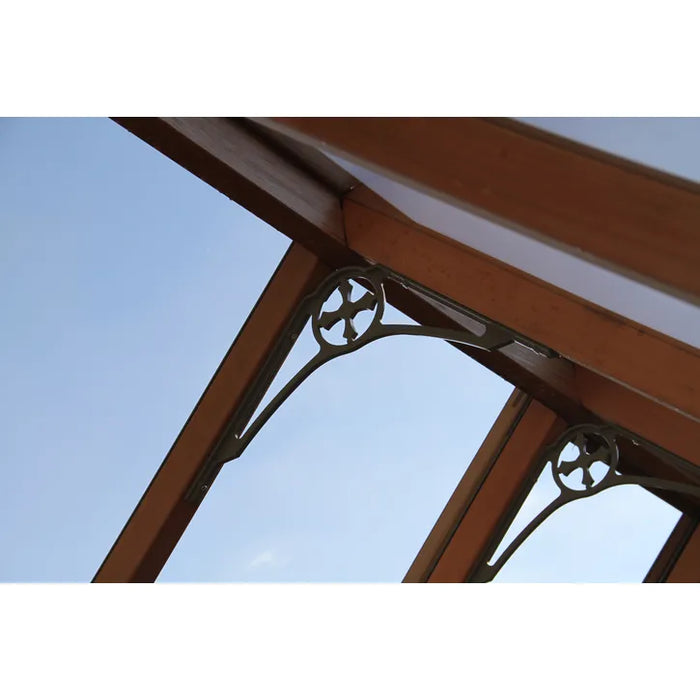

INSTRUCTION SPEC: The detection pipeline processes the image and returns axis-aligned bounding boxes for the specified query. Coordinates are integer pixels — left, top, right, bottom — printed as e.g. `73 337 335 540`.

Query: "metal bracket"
470 423 700 582
185 265 559 504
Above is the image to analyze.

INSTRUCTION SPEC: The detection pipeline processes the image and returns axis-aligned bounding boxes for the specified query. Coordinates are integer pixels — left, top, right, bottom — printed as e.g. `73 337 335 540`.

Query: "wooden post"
646 514 700 583
404 389 530 582
93 243 330 582
644 515 699 583
665 524 700 582
422 398 566 583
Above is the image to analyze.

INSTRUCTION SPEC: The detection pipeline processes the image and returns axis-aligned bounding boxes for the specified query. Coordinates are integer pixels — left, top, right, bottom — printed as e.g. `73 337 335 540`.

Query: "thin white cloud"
247 549 276 570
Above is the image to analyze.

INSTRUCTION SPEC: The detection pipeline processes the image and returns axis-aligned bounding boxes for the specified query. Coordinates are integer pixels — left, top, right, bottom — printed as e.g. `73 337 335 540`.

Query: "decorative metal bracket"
185 265 552 504
471 424 700 582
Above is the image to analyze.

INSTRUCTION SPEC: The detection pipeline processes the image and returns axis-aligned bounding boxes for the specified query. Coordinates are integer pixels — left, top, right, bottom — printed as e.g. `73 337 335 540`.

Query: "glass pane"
0 118 288 581
160 306 515 582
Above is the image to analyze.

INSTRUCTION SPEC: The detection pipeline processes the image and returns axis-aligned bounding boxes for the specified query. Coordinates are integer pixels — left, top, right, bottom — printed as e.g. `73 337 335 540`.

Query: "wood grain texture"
93 244 330 582
268 117 700 304
344 198 700 422
576 367 700 465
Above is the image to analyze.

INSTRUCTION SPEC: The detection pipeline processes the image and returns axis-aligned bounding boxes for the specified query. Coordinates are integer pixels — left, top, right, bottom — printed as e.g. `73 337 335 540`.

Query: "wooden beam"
266 117 700 305
426 400 566 582
243 120 358 196
404 388 530 582
382 280 582 416
93 243 330 582
576 367 700 465
112 117 352 267
343 197 700 422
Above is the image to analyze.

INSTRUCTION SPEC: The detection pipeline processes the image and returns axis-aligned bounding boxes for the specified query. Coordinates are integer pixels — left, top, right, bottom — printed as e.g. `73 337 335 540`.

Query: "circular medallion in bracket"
551 425 619 494
311 270 385 349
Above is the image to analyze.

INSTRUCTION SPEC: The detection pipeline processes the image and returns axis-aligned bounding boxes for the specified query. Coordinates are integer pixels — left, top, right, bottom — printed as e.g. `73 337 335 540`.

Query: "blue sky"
0 118 683 582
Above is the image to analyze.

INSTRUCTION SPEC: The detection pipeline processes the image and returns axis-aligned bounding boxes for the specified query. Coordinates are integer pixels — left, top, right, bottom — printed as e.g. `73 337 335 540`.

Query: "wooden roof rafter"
263 117 700 306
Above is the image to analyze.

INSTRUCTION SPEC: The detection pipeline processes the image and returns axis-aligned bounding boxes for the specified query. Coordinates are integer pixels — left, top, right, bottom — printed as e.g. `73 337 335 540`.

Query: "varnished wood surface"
576 367 700 465
268 117 700 305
